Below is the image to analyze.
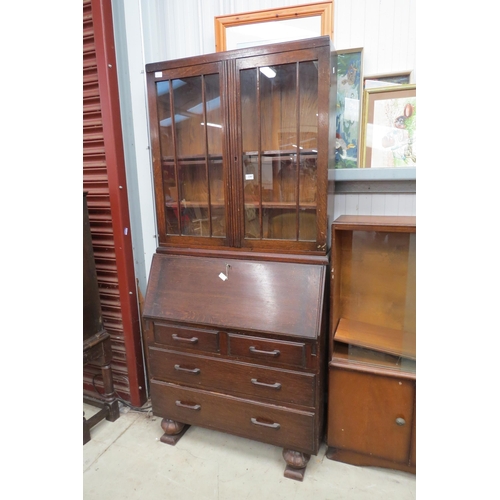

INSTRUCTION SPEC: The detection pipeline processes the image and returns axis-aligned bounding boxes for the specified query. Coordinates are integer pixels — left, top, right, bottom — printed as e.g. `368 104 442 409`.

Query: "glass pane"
173 77 204 157
243 154 260 238
266 155 298 239
240 69 258 152
240 61 319 243
298 154 317 241
299 61 318 152
347 230 416 335
299 154 317 204
162 162 179 235
156 80 174 158
160 73 226 239
275 156 297 203
205 74 222 153
337 229 416 372
178 159 208 236
190 207 211 236
338 343 416 374
225 16 321 51
298 62 318 241
298 210 316 241
205 74 225 237
267 209 296 240
209 157 225 237
261 64 297 152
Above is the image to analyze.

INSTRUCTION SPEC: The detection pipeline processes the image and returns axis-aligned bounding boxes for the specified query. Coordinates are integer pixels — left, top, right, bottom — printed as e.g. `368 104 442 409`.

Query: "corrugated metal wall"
83 0 146 407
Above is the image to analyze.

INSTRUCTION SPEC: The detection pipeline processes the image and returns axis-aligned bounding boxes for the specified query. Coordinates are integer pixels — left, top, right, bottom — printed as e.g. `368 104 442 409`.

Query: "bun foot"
282 449 310 481
159 418 190 445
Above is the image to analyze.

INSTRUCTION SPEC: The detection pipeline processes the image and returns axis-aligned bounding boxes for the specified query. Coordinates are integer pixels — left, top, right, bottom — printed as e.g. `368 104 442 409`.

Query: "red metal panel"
83 0 146 406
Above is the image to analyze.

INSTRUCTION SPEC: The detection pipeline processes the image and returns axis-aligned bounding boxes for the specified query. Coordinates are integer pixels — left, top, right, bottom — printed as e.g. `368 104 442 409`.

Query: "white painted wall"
111 0 417 292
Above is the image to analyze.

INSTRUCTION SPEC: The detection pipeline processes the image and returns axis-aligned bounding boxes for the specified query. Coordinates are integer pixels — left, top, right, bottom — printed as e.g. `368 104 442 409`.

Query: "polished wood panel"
328 366 415 464
153 322 220 353
228 334 306 369
149 347 316 407
333 215 416 232
325 448 416 474
150 380 316 454
144 254 325 339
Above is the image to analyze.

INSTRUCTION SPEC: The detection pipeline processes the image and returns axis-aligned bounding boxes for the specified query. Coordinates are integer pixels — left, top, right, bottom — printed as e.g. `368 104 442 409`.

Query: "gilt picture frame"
360 85 416 168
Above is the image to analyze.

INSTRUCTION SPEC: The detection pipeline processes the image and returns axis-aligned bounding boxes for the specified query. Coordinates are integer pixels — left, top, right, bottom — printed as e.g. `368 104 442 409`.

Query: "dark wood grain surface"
144 253 325 339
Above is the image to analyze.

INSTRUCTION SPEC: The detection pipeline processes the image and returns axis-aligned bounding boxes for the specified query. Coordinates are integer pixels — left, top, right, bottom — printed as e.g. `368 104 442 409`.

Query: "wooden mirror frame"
214 1 333 52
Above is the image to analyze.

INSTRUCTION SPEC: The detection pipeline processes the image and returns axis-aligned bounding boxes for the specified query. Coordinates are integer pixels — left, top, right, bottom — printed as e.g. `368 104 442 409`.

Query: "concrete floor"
83 402 416 499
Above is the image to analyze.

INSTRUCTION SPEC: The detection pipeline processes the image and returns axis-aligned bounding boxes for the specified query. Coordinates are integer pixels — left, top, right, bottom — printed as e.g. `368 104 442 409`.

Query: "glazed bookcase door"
234 48 330 253
148 61 231 248
146 37 333 254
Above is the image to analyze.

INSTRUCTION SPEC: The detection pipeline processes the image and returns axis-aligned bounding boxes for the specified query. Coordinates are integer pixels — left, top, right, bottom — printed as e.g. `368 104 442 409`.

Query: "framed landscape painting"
360 85 416 168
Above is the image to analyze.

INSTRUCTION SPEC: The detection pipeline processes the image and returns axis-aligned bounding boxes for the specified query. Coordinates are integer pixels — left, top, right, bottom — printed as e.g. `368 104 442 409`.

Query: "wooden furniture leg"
100 362 120 421
83 335 120 444
83 414 92 445
160 418 190 445
283 449 311 481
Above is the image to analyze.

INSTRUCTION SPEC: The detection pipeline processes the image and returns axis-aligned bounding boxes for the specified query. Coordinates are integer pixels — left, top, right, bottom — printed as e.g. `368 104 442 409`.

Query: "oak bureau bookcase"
142 36 336 481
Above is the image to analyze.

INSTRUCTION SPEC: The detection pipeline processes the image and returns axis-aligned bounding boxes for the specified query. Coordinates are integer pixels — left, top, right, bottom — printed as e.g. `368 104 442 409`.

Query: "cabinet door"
234 47 330 252
148 62 230 247
328 367 415 464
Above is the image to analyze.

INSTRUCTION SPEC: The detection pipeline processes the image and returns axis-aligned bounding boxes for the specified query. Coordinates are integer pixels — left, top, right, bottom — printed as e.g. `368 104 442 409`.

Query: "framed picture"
364 71 412 90
334 48 363 169
360 85 416 168
214 2 333 52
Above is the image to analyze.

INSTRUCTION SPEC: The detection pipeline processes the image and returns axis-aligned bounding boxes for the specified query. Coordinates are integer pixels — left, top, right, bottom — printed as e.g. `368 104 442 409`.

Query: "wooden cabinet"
143 254 328 480
143 36 335 481
326 216 416 474
145 36 335 257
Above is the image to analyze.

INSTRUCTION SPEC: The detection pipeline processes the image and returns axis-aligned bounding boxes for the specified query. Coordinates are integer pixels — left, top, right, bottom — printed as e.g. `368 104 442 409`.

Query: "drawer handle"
175 400 201 411
395 417 406 426
174 364 200 375
250 417 280 430
172 334 198 344
249 346 280 357
251 378 281 390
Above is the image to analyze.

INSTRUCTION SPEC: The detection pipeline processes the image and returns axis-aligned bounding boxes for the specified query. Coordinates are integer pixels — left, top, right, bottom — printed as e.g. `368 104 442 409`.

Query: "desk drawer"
228 334 306 368
150 380 317 454
153 323 219 353
149 347 316 407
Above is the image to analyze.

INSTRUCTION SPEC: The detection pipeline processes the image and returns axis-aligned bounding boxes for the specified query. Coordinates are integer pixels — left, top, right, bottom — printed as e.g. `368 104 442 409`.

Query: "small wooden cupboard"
326 216 416 474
